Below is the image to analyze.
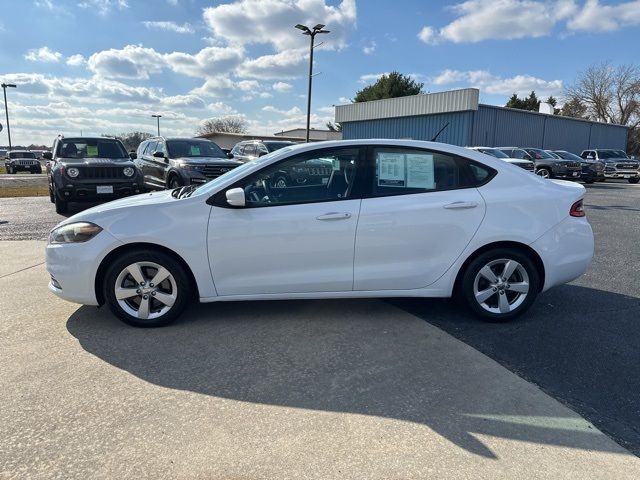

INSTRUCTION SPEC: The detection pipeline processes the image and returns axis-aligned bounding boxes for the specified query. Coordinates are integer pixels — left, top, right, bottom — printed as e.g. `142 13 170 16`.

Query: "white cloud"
25 46 63 63
66 54 86 66
262 105 303 117
236 49 308 79
568 0 640 32
142 21 194 34
358 72 388 84
161 94 207 109
164 46 244 78
190 77 237 97
363 41 376 55
207 101 238 115
77 0 129 15
87 45 164 79
34 0 55 9
203 0 356 52
419 0 640 44
430 69 563 97
272 81 292 93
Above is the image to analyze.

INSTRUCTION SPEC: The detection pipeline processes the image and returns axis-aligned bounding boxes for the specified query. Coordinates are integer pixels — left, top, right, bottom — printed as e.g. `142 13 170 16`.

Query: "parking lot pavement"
1 242 638 479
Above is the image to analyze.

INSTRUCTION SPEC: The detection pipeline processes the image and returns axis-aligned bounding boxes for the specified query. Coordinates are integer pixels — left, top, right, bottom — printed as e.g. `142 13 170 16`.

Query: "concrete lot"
1 181 639 478
1 242 638 479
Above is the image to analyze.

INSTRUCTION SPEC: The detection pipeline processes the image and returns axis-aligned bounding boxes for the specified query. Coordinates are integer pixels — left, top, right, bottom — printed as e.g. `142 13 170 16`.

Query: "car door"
353 146 489 291
207 146 363 296
139 140 156 187
150 141 168 187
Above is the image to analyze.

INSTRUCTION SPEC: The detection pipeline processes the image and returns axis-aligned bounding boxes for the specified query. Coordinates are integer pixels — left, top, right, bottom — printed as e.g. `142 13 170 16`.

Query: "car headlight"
182 164 204 171
123 166 135 177
67 167 80 178
49 222 102 244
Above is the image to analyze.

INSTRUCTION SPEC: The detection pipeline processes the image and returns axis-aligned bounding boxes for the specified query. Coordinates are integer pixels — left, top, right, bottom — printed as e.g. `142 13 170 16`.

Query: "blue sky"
1 0 639 145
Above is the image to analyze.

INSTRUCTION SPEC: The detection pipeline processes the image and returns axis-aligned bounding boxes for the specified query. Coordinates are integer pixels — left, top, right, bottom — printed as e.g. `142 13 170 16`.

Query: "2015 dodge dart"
46 140 594 327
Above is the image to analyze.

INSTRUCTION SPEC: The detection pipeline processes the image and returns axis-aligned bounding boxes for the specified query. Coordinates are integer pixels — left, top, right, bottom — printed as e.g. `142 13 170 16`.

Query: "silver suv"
581 149 639 184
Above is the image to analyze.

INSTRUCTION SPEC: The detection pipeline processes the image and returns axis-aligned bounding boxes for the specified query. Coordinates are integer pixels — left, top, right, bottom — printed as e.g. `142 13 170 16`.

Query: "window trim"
362 144 497 200
209 146 366 209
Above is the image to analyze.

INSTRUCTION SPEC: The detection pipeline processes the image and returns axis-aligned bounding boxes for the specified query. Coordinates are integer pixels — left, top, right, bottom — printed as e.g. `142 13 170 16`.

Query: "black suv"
552 150 605 184
580 149 640 183
4 150 42 174
499 147 582 179
230 140 296 163
45 137 143 214
135 137 242 190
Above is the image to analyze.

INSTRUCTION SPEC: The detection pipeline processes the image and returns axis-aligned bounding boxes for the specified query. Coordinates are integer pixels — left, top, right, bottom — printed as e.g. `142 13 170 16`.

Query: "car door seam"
351 199 363 291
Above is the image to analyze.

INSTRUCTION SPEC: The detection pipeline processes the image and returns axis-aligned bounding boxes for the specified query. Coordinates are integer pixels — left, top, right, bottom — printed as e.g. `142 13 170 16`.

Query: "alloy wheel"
536 169 550 179
114 261 177 320
473 258 530 314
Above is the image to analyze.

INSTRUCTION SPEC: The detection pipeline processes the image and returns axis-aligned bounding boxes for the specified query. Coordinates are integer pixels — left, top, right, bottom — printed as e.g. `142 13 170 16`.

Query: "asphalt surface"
1 180 639 461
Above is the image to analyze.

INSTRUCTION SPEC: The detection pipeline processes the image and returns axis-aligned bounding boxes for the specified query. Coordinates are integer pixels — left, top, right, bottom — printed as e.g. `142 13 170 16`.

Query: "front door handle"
443 201 478 210
316 212 352 221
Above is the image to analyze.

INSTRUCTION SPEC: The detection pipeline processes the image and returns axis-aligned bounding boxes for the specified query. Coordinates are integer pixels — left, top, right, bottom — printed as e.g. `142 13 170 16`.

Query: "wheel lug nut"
150 283 154 287
140 282 146 286
151 291 156 296
136 289 141 294
143 295 148 299
493 287 497 291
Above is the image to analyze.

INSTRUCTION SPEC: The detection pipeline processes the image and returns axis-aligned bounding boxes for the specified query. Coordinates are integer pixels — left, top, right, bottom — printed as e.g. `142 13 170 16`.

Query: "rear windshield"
9 151 36 159
58 139 127 159
167 140 225 158
479 148 509 159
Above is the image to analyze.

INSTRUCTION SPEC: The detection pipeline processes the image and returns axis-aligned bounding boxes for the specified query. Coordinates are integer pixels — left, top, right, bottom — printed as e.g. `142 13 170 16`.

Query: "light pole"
1 83 16 150
152 114 162 136
295 23 330 143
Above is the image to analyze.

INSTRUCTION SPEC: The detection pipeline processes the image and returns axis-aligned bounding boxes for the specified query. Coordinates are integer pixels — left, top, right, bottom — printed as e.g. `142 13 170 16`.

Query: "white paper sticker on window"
406 154 435 189
378 153 405 187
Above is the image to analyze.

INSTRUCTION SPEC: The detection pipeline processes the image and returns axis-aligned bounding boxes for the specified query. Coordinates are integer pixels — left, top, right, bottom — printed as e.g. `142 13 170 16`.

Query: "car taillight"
570 199 585 217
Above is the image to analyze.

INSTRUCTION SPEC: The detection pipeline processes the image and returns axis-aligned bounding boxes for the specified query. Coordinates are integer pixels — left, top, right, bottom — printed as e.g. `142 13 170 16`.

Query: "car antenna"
430 122 449 142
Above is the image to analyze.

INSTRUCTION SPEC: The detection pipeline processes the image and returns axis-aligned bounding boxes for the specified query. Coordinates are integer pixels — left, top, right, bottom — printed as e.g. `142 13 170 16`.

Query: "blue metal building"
335 88 628 154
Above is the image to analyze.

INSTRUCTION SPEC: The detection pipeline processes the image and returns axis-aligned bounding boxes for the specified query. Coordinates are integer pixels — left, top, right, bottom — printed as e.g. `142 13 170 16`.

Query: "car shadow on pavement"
66 291 634 459
392 284 640 457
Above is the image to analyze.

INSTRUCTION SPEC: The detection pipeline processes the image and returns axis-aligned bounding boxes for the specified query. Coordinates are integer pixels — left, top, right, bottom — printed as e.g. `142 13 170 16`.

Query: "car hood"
172 157 242 166
56 190 176 227
503 158 533 164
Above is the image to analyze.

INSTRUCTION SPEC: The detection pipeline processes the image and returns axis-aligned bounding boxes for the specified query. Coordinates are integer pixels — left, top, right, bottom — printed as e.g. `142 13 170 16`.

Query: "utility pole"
152 114 162 136
1 83 17 150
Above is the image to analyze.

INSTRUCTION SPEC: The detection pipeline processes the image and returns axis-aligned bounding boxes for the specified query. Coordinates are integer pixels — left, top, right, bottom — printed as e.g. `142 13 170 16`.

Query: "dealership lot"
1 181 639 478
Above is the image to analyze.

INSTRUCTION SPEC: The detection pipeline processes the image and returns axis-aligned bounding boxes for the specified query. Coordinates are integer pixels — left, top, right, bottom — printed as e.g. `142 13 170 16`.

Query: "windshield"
555 151 583 161
265 142 295 152
167 140 225 159
9 151 36 159
598 150 628 159
525 148 554 159
192 146 296 198
58 139 127 159
479 148 509 159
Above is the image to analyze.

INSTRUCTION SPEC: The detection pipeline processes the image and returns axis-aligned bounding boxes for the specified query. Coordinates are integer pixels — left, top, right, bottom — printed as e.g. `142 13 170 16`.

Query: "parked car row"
469 146 639 184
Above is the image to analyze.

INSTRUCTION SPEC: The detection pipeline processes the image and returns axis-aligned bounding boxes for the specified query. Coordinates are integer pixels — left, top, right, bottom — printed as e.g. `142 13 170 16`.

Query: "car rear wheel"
535 168 551 179
49 186 55 203
629 178 639 184
104 250 191 327
460 248 539 322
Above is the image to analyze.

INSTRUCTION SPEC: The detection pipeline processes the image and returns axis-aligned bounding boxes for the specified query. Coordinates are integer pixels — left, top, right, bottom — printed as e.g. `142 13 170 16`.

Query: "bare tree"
567 63 640 127
326 121 342 132
196 116 248 136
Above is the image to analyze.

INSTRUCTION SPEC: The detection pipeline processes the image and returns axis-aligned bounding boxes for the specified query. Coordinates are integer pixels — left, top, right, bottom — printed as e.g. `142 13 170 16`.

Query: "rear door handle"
316 212 352 221
443 201 478 210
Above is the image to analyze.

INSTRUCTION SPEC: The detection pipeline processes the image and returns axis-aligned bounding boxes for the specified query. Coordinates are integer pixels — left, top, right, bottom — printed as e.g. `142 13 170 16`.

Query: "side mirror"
225 187 246 207
153 151 165 159
43 152 52 160
586 155 594 160
227 152 234 159
129 151 137 160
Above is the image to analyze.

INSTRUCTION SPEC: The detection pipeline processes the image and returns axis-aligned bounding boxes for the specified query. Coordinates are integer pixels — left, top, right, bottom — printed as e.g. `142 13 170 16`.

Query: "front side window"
371 147 494 197
238 147 359 207
243 144 256 157
57 139 127 159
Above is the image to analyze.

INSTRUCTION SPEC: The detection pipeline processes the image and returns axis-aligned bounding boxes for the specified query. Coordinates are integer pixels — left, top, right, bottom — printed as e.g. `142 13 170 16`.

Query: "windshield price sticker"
86 145 98 156
190 145 201 156
378 152 406 186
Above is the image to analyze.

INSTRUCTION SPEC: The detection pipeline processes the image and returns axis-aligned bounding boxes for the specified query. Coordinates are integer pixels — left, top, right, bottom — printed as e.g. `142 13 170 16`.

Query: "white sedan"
46 140 594 327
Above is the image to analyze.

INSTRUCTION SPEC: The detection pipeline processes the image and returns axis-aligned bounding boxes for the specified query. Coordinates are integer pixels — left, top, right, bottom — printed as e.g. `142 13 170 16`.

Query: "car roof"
61 137 121 142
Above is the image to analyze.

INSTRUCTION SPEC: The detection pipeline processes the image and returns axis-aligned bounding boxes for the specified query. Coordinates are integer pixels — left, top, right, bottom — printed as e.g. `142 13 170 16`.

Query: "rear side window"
243 144 256 156
371 147 495 197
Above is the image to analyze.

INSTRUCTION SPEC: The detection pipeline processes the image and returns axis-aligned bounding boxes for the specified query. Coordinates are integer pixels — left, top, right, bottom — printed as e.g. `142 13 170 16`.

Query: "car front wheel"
460 248 540 322
104 250 191 327
54 191 68 214
535 168 551 179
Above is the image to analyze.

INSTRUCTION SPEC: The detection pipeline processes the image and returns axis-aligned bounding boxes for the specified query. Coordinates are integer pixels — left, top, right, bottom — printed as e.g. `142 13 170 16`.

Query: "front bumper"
46 230 123 306
553 168 582 180
6 163 41 172
531 216 594 292
603 170 640 179
54 178 144 202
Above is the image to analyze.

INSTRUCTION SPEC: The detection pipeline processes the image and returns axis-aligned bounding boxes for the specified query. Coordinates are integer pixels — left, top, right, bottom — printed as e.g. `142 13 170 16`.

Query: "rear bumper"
531 216 594 292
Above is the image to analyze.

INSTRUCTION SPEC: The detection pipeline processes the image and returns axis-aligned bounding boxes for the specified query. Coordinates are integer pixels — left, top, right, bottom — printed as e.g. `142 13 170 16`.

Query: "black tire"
628 178 639 184
49 186 55 203
54 191 68 214
584 179 594 184
459 248 540 322
535 168 551 179
8 166 14 174
103 249 191 327
168 175 182 189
